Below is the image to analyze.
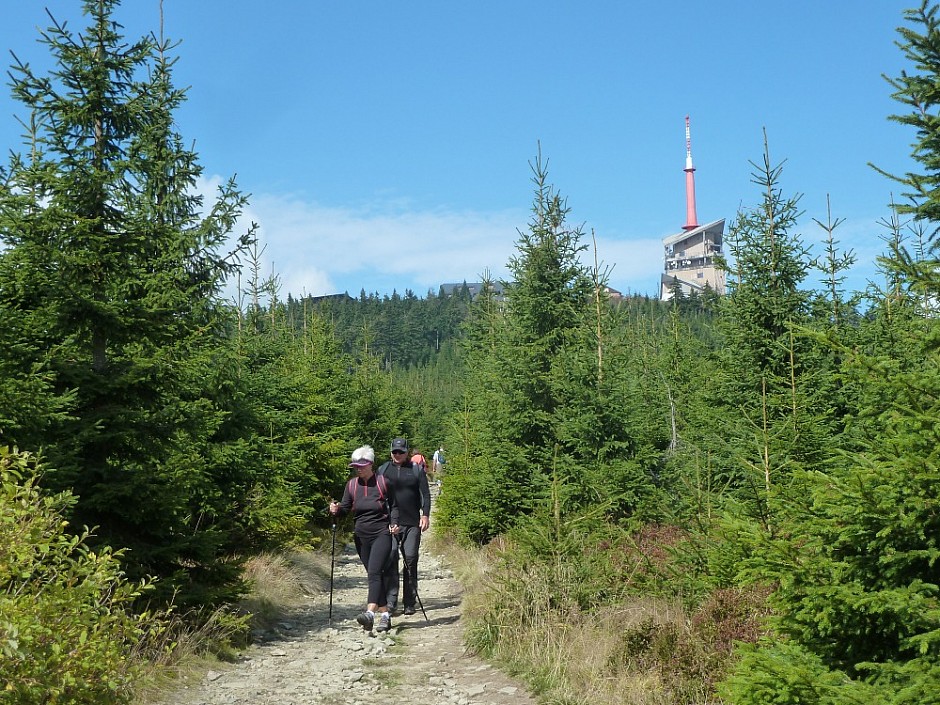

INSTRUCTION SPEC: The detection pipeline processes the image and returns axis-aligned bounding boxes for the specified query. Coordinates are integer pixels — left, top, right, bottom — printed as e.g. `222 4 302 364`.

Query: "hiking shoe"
403 605 416 616
376 613 392 633
356 612 374 631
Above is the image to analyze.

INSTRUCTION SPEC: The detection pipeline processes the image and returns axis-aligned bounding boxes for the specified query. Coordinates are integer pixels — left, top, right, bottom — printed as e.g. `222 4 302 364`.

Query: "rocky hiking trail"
154 493 537 705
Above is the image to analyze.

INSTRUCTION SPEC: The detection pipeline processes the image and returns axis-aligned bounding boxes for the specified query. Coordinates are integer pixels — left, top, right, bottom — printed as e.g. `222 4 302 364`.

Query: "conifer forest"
2 1 940 703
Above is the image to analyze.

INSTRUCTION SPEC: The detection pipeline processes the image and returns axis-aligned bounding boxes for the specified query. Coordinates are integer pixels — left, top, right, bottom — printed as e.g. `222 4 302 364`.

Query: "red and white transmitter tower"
683 115 698 231
660 116 726 300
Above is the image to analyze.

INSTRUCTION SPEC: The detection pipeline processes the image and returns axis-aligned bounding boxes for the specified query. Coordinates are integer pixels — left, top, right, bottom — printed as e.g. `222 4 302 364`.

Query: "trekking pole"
329 520 337 625
401 544 429 623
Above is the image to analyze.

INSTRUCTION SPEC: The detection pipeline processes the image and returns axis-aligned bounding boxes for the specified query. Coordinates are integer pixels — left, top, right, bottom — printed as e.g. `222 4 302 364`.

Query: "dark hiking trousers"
355 529 392 606
385 524 421 611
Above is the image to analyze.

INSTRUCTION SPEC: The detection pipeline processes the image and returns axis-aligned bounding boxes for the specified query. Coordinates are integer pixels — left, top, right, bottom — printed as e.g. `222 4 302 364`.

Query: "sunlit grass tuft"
238 550 328 628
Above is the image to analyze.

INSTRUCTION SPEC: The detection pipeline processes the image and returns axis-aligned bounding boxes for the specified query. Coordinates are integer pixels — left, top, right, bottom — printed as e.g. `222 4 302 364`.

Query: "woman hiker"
329 445 400 633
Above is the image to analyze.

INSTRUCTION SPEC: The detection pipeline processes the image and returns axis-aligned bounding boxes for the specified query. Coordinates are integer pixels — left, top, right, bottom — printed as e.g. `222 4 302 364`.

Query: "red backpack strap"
347 477 359 510
375 474 389 520
376 474 387 501
349 475 387 512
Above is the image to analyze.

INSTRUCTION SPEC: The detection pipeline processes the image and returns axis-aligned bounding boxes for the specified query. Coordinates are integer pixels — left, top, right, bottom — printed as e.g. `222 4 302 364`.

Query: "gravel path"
154 495 537 705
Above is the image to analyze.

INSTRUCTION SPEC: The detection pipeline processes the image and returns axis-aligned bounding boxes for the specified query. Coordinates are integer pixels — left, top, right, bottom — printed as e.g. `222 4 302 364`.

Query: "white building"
660 218 725 300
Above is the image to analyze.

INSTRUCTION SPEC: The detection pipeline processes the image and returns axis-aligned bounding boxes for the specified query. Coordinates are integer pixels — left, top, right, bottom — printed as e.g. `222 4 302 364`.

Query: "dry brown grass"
132 547 335 704
557 600 708 705
475 590 698 704
130 604 250 704
426 530 494 588
237 549 329 628
430 529 759 705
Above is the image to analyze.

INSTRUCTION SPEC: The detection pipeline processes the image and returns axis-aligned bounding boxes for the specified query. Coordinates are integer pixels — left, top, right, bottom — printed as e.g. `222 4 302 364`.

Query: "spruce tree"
435 276 514 542
710 134 835 518
228 264 353 547
722 266 940 703
722 4 940 701
437 151 650 540
502 149 594 462
875 0 940 235
0 1 252 603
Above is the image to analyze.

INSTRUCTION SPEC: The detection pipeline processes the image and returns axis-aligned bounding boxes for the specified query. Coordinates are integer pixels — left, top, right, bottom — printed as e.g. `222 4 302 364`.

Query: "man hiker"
432 446 445 477
378 437 430 616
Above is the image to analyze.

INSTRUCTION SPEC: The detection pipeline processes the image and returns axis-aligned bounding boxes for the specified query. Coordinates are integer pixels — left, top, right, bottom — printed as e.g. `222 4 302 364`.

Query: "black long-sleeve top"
336 473 399 536
377 461 431 527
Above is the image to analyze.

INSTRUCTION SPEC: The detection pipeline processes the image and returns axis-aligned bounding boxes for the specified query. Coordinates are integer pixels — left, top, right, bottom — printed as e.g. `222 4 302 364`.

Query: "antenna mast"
683 115 699 231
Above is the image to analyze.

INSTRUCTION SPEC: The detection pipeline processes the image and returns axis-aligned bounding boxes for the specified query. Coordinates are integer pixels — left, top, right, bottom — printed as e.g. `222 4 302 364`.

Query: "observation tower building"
660 116 725 300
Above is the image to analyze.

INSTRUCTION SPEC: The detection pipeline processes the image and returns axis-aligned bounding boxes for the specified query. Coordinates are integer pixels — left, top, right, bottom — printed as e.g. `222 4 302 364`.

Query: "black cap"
391 437 409 452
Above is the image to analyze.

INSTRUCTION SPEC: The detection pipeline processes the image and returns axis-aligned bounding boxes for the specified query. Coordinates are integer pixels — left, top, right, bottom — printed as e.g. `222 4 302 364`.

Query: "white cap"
349 445 375 467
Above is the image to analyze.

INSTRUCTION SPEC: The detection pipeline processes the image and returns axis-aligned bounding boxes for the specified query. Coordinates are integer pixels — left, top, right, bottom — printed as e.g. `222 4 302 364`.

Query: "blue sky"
0 1 922 300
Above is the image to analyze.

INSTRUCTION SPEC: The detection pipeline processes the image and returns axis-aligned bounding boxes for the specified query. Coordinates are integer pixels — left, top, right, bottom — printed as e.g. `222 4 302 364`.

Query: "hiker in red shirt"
410 449 427 474
330 445 400 633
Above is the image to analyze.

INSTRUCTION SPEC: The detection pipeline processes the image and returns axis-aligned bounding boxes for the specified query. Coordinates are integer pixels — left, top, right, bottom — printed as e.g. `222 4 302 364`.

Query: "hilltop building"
440 281 506 300
660 117 725 300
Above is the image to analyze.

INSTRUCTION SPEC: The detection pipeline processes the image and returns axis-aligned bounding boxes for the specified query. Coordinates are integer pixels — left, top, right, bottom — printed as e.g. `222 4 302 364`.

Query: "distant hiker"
432 446 445 476
378 437 431 616
329 445 400 633
410 449 427 474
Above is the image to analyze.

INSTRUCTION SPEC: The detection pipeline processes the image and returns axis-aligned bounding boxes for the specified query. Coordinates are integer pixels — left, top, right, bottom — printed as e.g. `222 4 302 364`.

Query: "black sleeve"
419 468 431 517
386 478 400 526
337 480 352 515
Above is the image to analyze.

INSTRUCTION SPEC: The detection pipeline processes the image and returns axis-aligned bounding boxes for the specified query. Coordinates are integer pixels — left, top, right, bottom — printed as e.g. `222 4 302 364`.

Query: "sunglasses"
391 449 407 455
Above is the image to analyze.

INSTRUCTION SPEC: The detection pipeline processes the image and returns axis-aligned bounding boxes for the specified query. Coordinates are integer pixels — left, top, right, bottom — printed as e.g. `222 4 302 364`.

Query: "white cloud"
238 189 524 298
197 175 671 301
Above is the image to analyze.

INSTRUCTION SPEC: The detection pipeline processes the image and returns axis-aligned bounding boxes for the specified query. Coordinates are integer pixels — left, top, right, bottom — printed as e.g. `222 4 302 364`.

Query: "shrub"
0 448 152 704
